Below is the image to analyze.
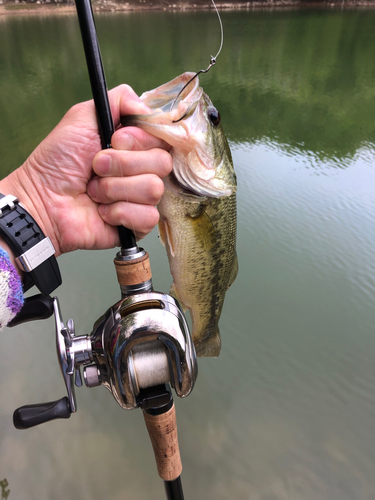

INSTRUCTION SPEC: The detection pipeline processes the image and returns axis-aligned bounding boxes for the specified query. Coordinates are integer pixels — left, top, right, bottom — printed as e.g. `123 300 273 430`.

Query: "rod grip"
114 252 152 286
143 403 182 481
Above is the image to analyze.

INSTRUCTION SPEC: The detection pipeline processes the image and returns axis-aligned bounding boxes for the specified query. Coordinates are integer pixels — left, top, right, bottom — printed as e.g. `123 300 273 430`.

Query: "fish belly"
158 175 237 357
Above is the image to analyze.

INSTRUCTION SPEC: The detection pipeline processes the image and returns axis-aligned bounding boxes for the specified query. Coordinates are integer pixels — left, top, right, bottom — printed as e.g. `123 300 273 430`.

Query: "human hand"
0 85 172 257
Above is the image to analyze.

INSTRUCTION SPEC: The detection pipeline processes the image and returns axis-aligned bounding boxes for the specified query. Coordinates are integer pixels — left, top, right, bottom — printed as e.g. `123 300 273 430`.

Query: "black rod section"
164 477 184 500
75 0 137 249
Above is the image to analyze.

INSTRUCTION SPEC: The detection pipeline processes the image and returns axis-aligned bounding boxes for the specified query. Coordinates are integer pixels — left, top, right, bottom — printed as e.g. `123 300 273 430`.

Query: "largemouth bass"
121 72 237 357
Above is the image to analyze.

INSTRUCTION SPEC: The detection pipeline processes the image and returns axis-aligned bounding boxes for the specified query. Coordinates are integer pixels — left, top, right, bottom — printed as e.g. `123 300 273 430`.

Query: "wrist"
0 161 61 257
0 193 62 295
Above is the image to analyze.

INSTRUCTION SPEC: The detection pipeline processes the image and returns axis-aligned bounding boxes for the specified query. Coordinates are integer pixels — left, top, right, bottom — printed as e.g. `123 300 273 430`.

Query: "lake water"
1 8 375 500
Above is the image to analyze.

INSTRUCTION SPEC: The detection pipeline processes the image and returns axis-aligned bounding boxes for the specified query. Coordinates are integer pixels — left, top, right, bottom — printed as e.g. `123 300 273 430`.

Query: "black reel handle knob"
13 396 71 429
8 294 55 327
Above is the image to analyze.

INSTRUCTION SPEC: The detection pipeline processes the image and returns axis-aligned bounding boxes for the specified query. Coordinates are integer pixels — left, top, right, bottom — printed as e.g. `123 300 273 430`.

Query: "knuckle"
147 149 173 176
68 101 90 117
149 207 160 227
97 177 113 202
147 175 164 203
161 150 173 176
117 83 133 95
141 207 160 233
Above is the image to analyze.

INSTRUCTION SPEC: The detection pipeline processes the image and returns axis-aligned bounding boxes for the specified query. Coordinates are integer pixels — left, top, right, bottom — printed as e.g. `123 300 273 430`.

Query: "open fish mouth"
139 72 201 114
121 72 237 199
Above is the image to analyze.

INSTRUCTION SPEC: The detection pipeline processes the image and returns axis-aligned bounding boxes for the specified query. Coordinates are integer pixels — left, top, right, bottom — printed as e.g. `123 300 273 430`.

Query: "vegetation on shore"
1 0 375 15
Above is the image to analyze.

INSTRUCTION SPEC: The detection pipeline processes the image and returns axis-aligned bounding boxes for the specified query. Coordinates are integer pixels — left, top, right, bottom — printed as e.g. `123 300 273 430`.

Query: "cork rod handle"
114 251 152 286
143 404 182 482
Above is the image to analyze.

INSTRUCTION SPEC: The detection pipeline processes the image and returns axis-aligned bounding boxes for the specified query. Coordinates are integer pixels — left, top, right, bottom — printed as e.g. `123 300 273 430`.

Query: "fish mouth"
140 72 200 113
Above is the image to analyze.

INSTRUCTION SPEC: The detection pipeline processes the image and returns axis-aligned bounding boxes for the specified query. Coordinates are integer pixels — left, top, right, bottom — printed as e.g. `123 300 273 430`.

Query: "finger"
98 202 160 238
92 149 172 179
87 173 165 206
108 84 152 127
61 85 148 133
112 127 171 152
62 85 151 140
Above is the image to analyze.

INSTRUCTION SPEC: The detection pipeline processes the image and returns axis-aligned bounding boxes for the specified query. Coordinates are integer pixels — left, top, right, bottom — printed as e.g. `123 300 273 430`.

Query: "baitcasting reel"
13 289 197 428
13 247 198 489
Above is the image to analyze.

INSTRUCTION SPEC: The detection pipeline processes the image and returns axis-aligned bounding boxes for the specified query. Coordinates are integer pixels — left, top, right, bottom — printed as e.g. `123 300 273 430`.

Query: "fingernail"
117 131 134 150
95 154 111 175
87 177 98 199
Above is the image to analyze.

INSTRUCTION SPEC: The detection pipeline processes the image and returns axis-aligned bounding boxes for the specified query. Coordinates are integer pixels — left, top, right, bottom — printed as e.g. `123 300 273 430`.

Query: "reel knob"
13 397 71 430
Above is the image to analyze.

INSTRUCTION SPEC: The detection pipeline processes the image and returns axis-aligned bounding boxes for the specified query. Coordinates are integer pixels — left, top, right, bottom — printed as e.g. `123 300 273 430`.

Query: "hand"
0 85 172 257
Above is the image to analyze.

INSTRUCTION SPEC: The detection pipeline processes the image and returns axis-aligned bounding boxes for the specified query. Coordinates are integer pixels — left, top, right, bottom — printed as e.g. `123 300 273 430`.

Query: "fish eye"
207 106 221 126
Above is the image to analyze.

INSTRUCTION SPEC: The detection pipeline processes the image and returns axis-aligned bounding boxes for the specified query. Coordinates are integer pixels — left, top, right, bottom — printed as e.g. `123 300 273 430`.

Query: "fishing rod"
9 2 198 500
74 0 136 251
75 0 196 496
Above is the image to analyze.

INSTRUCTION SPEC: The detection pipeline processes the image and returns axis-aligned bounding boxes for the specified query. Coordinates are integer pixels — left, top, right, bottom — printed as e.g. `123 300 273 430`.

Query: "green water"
1 8 375 500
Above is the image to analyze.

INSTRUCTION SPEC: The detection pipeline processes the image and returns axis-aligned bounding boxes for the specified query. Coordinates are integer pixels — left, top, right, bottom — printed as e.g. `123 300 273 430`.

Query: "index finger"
108 85 171 152
109 84 151 126
112 126 171 152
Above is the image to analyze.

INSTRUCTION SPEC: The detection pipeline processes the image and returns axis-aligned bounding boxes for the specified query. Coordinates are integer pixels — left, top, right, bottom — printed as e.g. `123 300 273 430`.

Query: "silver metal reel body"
55 292 197 413
54 298 93 413
90 292 197 410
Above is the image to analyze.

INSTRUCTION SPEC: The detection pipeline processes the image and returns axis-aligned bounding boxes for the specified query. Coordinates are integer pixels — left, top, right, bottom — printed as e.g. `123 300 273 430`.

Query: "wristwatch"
0 194 62 295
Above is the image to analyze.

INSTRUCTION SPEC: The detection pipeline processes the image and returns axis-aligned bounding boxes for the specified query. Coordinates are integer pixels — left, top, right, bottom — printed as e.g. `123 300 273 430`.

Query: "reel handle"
13 397 71 430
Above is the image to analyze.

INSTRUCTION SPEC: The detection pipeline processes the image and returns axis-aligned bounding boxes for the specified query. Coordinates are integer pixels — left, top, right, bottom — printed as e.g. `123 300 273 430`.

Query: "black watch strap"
0 194 62 295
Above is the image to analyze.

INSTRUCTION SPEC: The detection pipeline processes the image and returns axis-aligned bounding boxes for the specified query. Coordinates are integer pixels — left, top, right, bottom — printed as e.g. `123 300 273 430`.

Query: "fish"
121 72 238 357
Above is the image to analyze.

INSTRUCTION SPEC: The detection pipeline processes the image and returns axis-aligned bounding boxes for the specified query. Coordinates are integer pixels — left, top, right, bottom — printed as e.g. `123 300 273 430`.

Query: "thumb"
109 84 152 127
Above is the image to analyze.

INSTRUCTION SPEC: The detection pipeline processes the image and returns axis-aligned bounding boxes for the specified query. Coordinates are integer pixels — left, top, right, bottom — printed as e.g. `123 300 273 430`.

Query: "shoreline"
1 0 375 15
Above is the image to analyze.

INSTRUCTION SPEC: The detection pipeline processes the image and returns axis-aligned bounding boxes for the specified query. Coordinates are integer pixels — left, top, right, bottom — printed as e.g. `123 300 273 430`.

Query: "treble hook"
170 0 224 121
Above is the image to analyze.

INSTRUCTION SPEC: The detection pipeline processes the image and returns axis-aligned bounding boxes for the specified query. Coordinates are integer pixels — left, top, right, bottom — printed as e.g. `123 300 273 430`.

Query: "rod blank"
75 0 136 249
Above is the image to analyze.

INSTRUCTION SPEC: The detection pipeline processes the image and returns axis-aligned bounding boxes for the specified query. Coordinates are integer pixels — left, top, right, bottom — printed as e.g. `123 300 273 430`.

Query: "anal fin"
195 326 221 358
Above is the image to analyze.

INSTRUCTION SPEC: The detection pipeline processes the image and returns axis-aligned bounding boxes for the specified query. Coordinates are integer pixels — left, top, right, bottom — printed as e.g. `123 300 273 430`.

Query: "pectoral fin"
170 282 188 313
158 219 175 257
158 220 166 247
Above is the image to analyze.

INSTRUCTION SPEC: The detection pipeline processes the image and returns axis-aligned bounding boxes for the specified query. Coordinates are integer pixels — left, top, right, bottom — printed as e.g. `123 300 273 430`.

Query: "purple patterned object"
0 247 24 330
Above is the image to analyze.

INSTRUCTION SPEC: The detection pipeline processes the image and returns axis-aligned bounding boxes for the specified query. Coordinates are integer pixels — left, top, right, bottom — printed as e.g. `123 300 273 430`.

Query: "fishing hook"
170 0 224 121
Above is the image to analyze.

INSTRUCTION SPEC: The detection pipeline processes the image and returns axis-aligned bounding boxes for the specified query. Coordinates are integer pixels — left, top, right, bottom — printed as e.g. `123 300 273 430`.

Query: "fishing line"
119 152 138 241
170 0 224 118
